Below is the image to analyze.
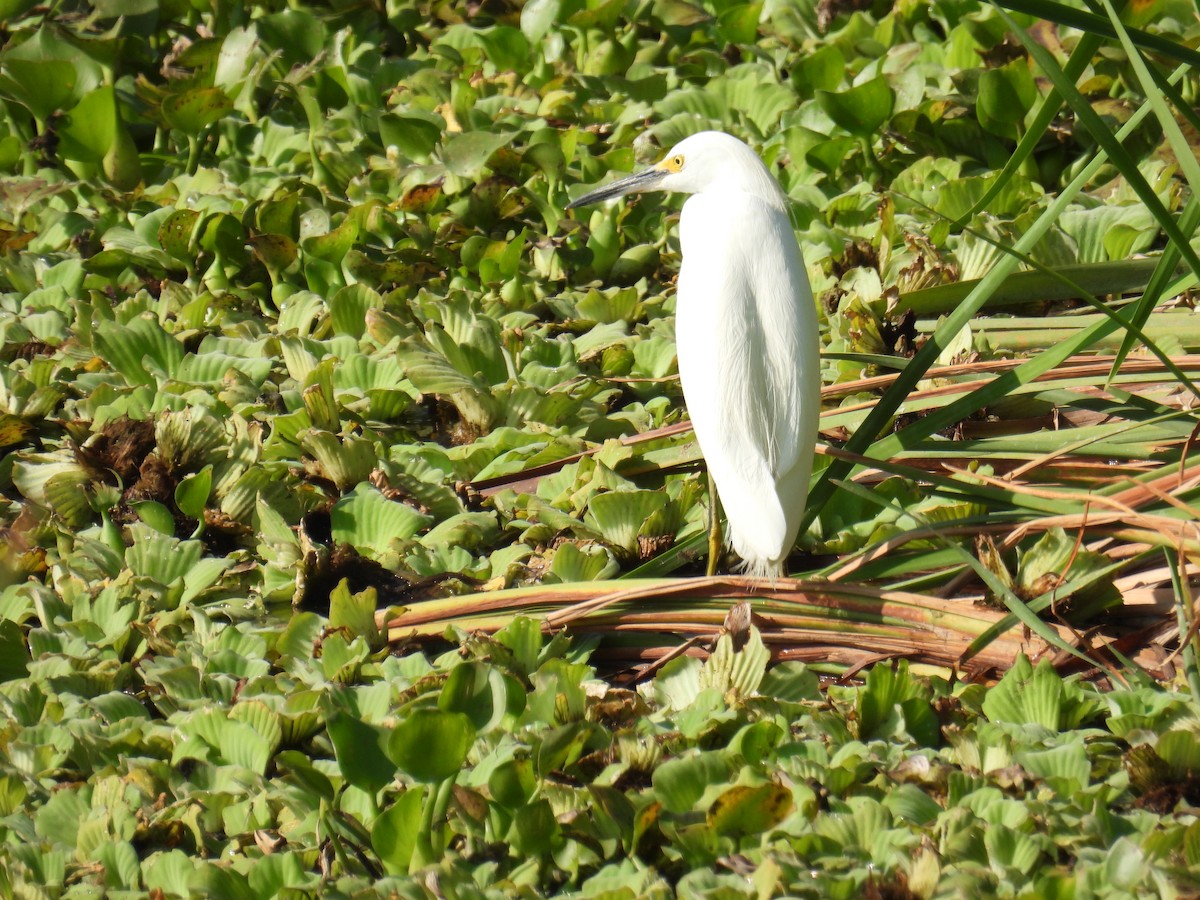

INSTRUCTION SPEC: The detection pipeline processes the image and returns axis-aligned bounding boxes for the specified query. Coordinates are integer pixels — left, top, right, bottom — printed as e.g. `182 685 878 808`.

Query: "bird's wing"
674 191 821 569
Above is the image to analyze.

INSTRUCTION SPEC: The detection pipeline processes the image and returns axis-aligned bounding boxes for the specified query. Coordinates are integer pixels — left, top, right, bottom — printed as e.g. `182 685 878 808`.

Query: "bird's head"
567 130 786 211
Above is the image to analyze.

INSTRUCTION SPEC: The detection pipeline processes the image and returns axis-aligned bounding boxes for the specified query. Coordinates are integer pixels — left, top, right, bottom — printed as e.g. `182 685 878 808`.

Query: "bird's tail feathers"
735 554 785 583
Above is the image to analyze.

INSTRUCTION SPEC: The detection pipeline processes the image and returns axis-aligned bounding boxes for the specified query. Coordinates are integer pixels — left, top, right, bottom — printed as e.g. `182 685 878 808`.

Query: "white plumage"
568 131 821 578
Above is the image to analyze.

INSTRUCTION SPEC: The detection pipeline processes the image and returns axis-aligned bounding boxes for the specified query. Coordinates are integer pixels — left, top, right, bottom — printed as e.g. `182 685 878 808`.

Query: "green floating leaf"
715 3 761 45
1015 527 1121 618
378 114 442 161
474 25 531 72
157 209 201 261
93 316 185 387
700 626 769 698
814 796 893 858
882 783 943 826
372 788 425 875
0 26 102 121
488 758 536 809
535 720 602 774
191 860 254 900
707 782 793 837
34 789 88 848
328 580 382 647
1104 837 1150 892
586 489 669 555
326 710 396 794
300 431 379 493
125 527 203 585
132 500 176 536
494 615 544 678
245 853 306 900
420 512 500 553
507 798 560 857
977 58 1038 139
143 850 195 897
817 76 894 138
302 213 360 263
520 0 563 42
440 661 524 731
0 620 30 682
42 467 95 528
805 136 857 174
329 283 383 339
794 44 844 93
857 660 938 745
94 841 140 889
759 662 820 702
388 708 476 782
652 751 730 814
197 211 246 260
981 655 1104 731
395 341 498 432
275 749 334 802
162 86 234 134
256 7 327 65
983 658 1056 728
1017 741 1091 795
984 824 1043 876
724 720 782 768
547 542 619 583
329 483 431 556
441 131 516 179
1155 730 1200 776
0 57 77 121
174 465 213 521
653 0 710 27
186 708 275 774
57 85 119 164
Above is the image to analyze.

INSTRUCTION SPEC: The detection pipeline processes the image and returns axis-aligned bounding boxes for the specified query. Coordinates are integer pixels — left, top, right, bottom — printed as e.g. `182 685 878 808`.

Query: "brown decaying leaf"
294 541 460 615
74 417 157 485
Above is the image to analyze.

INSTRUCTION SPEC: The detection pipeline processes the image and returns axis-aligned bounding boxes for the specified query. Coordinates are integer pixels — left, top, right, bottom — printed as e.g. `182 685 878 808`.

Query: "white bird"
568 131 820 578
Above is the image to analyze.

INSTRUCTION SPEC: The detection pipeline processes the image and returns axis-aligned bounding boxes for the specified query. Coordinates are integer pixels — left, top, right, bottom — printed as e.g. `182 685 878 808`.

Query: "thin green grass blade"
961 553 1129 671
952 32 1101 226
1109 198 1200 378
1098 1 1200 198
803 90 1167 530
831 478 1114 676
815 547 968 582
1108 58 1200 359
993 6 1200 280
946 543 1115 676
993 0 1200 68
822 352 908 371
898 191 1200 397
1095 3 1200 377
1141 52 1200 137
1165 547 1200 700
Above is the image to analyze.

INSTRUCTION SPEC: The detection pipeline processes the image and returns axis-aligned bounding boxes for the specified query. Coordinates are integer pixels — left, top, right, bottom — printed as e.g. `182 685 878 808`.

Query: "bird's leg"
705 471 722 577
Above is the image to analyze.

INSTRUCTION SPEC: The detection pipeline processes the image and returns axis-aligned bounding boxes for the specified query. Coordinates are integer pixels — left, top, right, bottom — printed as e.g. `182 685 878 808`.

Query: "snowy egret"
568 131 820 578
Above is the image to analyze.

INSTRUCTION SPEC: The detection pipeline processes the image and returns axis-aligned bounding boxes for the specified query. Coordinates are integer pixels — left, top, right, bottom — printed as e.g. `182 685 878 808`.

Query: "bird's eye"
671 154 685 170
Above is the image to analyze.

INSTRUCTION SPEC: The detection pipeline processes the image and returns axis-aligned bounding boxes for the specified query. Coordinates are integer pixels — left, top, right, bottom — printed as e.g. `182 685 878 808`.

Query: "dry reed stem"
384 576 1077 675
440 354 1200 677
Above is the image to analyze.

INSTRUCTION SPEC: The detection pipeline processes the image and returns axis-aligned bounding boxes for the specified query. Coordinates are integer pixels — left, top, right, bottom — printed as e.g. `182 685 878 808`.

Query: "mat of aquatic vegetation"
2 0 1200 895
5 596 1200 897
